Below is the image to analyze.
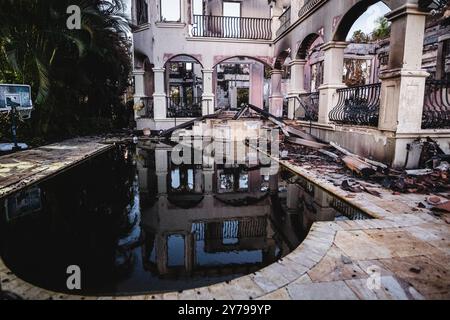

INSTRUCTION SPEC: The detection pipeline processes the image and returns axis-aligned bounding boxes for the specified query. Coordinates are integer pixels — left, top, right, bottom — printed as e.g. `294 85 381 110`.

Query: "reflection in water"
0 142 370 295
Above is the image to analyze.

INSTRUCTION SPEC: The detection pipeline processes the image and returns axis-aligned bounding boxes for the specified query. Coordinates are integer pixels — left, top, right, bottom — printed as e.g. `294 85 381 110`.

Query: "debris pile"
280 134 449 197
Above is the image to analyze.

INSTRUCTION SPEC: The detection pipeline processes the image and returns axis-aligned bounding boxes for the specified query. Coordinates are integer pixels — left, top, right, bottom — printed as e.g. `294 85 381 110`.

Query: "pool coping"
1 151 448 300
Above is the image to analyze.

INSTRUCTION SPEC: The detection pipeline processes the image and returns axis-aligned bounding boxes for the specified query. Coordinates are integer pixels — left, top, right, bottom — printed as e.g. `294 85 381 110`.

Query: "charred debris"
155 105 450 212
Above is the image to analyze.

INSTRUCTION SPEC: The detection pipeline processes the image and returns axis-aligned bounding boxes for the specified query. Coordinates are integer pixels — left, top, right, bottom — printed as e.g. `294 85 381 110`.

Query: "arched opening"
296 33 324 93
335 2 391 86
164 55 204 118
133 52 154 118
214 56 272 110
329 1 392 127
333 1 391 42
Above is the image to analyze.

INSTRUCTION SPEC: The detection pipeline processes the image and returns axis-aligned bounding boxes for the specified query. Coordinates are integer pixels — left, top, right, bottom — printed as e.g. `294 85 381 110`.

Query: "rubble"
280 134 449 197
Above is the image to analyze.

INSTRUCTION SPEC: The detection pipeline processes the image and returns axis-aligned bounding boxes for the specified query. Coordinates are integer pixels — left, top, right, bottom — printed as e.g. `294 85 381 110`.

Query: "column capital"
289 59 307 67
201 69 214 74
320 41 348 51
270 69 283 76
152 67 165 73
133 70 145 76
385 4 429 22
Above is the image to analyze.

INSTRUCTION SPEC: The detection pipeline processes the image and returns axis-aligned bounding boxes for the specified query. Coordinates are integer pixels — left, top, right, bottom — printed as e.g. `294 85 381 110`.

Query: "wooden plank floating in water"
0 138 114 199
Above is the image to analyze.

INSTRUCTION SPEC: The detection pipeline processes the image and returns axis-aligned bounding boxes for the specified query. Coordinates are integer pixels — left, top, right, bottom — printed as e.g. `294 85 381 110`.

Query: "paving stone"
257 288 291 300
257 266 291 287
380 256 450 296
228 276 265 300
291 274 313 285
307 246 367 282
249 273 279 293
356 259 394 277
334 230 394 260
268 261 304 282
364 229 443 258
162 292 179 300
207 283 233 300
145 294 163 300
286 281 358 300
286 251 320 269
178 289 199 300
345 276 420 300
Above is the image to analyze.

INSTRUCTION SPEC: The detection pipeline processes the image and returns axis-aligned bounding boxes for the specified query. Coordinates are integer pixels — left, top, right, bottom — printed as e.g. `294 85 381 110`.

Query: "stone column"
153 67 167 120
378 4 429 134
287 59 307 119
269 69 283 117
249 63 264 108
318 42 347 124
203 169 214 194
155 149 168 194
202 69 215 115
133 70 146 119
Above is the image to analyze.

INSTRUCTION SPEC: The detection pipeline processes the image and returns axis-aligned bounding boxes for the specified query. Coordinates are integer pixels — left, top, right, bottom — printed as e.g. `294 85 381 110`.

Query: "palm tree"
0 0 132 141
371 17 391 41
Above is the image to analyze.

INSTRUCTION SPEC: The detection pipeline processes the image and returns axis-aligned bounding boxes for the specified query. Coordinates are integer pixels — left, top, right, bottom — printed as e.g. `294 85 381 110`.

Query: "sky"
347 2 391 39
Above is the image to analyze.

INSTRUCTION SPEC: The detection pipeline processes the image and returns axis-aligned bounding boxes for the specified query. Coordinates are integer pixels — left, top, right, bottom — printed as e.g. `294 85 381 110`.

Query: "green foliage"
0 0 133 145
371 17 391 41
350 30 370 43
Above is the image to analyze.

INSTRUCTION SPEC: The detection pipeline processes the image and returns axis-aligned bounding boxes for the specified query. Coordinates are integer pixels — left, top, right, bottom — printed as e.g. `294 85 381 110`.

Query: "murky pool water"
0 142 370 296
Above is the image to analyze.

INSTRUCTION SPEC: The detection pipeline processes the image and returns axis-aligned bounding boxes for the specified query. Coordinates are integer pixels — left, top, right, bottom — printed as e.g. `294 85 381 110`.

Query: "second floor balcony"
192 15 272 41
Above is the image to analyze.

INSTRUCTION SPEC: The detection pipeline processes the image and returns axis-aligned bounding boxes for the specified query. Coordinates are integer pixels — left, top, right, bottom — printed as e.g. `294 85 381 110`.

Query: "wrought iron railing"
167 96 202 118
298 0 326 18
285 93 319 121
276 7 291 37
422 79 450 129
298 92 319 121
329 83 381 127
191 217 267 242
283 98 289 118
142 97 153 118
192 15 272 40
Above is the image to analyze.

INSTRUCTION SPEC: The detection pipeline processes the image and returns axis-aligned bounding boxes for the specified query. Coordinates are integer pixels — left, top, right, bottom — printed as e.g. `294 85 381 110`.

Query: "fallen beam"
287 137 329 149
342 155 376 177
330 141 388 170
159 111 222 138
245 104 320 142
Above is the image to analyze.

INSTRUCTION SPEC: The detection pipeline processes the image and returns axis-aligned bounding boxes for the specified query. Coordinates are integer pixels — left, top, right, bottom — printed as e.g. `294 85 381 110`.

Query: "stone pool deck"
1 145 449 300
0 137 114 199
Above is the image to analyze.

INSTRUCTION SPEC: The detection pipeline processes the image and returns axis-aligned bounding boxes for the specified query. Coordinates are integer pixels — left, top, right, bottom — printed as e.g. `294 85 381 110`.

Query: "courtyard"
0 0 449 304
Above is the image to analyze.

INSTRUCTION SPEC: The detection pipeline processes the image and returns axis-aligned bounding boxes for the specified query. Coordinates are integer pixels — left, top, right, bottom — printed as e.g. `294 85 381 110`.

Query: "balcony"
422 79 450 129
329 83 381 127
276 7 291 37
167 96 202 118
192 15 272 40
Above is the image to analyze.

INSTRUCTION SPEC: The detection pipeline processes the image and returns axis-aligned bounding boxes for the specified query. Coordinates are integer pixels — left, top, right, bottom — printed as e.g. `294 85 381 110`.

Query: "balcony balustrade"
192 15 272 40
329 83 381 127
422 79 450 129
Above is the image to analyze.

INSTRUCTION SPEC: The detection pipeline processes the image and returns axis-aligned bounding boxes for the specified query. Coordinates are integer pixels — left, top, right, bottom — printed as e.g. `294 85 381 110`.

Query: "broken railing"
329 83 381 127
422 79 450 129
298 92 319 121
192 15 272 40
167 97 202 118
285 93 319 121
142 97 153 118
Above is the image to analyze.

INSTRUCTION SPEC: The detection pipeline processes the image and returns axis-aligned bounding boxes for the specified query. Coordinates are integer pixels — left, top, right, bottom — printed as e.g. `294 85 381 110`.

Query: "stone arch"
163 54 204 68
332 0 393 42
274 50 291 70
213 55 273 69
296 33 322 59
